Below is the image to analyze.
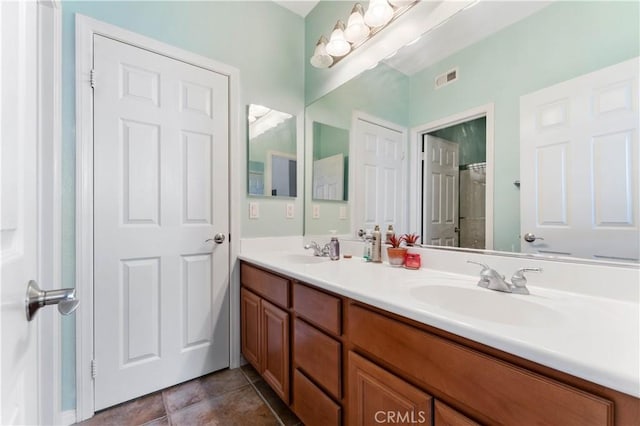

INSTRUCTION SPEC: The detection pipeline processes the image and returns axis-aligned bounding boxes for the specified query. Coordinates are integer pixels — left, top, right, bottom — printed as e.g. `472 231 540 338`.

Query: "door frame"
350 111 408 235
409 103 495 250
75 15 240 421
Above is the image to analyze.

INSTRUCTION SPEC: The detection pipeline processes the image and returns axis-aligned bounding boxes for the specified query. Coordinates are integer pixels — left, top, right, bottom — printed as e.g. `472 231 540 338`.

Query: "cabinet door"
240 288 261 370
261 298 290 404
348 351 432 426
434 401 479 426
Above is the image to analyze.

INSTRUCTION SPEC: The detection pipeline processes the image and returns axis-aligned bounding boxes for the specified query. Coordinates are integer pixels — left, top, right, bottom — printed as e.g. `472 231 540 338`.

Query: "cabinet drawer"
241 262 289 308
293 369 341 426
293 282 341 335
294 318 341 399
348 304 613 426
434 401 479 426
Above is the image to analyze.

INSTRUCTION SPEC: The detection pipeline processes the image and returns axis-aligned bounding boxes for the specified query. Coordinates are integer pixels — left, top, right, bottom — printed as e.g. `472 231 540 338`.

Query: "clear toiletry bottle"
372 225 382 263
363 231 372 261
329 231 340 260
385 224 394 244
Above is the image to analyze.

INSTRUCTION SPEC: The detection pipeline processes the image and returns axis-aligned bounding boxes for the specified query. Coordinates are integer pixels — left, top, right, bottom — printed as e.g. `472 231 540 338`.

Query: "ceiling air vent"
435 67 459 89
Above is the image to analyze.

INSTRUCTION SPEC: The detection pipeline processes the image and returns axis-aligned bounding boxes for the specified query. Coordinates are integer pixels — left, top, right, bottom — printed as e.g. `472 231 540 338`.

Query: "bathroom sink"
409 285 563 326
283 254 331 264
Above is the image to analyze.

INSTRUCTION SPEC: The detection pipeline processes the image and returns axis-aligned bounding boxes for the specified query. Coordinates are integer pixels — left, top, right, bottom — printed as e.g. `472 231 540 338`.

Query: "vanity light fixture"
310 36 333 68
344 3 370 44
310 0 418 69
364 0 394 27
326 20 351 57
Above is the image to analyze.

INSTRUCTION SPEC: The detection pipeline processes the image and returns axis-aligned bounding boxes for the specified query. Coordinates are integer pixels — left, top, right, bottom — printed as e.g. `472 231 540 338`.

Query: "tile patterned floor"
77 365 301 426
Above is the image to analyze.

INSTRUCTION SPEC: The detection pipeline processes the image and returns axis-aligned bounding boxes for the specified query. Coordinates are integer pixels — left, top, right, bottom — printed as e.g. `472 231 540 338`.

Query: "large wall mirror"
304 1 639 263
247 104 297 197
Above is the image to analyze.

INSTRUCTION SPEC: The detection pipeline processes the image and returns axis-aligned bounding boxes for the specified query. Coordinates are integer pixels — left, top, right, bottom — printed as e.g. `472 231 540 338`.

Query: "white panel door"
423 136 459 247
313 153 344 200
520 57 639 261
354 118 405 232
0 2 39 424
93 35 230 410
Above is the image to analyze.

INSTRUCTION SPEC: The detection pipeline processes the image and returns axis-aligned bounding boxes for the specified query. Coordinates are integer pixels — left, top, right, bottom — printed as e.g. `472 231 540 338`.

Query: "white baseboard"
60 410 77 426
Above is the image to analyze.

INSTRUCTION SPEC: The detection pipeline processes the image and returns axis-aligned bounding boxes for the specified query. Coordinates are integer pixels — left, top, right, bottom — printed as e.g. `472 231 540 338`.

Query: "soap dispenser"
329 230 340 260
372 225 382 263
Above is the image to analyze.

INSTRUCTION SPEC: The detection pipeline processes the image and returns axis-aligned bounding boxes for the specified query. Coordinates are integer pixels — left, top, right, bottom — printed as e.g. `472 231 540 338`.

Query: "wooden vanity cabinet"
240 264 290 404
239 261 639 426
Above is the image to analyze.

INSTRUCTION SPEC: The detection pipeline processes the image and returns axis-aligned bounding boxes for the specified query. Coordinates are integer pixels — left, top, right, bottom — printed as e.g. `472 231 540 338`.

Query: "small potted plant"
386 234 408 267
402 233 421 247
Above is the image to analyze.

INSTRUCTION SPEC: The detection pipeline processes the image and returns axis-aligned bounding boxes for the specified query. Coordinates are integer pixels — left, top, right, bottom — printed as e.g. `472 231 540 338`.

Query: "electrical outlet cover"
249 202 259 219
339 206 347 219
286 203 295 219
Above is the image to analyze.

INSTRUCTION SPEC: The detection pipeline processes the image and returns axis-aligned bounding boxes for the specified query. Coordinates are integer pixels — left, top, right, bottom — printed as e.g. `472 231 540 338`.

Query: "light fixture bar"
311 0 419 69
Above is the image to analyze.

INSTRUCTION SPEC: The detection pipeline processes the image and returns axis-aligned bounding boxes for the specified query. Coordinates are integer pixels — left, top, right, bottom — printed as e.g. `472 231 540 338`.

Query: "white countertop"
238 250 640 398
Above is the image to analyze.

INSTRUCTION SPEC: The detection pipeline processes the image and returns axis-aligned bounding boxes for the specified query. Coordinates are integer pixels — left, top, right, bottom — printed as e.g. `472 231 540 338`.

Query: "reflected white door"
354 118 405 232
93 35 230 409
1 2 40 424
520 57 639 261
423 136 459 247
313 153 344 200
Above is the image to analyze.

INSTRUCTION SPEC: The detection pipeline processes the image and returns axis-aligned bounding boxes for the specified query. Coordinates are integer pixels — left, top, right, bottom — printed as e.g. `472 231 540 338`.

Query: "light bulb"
364 0 393 28
344 3 370 44
325 20 351 57
310 36 333 68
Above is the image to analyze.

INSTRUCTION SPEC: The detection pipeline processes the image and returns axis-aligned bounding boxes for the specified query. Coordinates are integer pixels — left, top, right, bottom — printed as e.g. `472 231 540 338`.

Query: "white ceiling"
273 0 320 17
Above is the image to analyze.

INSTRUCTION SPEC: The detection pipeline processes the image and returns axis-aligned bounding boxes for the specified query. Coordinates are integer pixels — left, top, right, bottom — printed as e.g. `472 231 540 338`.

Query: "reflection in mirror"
423 117 486 249
247 104 297 197
304 1 639 263
312 122 349 201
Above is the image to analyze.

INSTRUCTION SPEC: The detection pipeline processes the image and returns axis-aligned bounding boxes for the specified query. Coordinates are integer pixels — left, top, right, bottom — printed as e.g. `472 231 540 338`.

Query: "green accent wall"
429 118 486 166
248 117 297 164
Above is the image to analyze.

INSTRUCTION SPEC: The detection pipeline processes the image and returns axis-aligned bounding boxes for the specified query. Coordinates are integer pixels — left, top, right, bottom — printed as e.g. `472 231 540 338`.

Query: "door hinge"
91 359 97 379
90 69 95 88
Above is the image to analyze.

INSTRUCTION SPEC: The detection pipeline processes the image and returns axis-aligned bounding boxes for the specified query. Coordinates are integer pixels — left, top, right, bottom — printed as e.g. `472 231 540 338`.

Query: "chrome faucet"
510 268 542 295
304 241 330 257
467 261 541 295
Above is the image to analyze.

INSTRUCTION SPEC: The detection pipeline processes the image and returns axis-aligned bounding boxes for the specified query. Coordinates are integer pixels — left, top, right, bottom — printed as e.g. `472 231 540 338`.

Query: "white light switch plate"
249 202 259 219
312 204 320 219
286 203 295 219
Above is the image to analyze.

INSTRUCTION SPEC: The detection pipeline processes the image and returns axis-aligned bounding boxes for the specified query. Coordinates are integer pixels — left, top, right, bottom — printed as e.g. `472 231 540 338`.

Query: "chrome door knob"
25 280 80 321
523 232 544 243
206 233 226 244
